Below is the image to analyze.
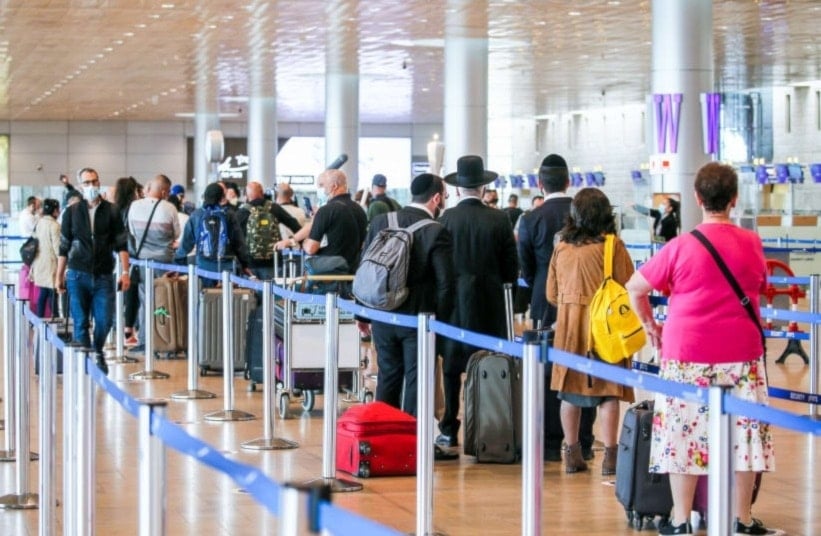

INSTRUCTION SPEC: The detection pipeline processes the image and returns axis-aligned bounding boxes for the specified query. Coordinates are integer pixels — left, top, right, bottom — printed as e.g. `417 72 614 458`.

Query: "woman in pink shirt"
626 163 773 536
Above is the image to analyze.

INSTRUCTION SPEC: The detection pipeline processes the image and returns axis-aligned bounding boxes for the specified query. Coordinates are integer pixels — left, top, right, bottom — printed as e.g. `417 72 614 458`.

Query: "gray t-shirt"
127 197 180 262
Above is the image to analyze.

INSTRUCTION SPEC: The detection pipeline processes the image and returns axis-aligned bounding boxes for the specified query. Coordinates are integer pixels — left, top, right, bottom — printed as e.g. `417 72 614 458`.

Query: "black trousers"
371 321 418 417
438 371 462 439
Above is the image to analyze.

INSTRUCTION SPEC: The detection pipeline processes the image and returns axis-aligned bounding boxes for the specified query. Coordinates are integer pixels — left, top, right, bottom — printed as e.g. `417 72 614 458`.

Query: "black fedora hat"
443 155 498 188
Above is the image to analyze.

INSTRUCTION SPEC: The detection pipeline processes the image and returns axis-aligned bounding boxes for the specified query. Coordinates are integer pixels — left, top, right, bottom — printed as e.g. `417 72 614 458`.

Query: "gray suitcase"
462 284 521 463
198 288 256 375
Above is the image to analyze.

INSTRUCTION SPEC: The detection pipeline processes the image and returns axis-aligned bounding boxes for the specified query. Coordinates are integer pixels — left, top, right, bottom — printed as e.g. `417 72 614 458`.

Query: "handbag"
19 224 39 266
691 229 766 352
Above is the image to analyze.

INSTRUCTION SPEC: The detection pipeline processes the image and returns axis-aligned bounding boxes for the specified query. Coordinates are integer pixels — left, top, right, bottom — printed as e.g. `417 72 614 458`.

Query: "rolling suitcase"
463 284 521 464
152 275 187 356
198 288 256 375
614 400 673 530
336 401 416 478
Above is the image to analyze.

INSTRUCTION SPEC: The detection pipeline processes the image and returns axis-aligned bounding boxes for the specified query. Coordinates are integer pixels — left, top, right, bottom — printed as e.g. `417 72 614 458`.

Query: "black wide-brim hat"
443 155 498 188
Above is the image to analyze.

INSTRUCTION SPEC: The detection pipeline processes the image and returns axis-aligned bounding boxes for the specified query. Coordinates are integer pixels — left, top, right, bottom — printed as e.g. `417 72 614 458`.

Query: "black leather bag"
19 235 39 266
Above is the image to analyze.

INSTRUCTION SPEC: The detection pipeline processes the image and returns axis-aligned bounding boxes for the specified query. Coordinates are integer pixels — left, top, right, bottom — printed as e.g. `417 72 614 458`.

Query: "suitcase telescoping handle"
503 282 514 342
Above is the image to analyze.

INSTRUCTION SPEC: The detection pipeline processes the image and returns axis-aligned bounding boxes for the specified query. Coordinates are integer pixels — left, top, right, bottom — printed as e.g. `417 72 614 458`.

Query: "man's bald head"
246 181 264 201
318 169 348 193
147 175 171 200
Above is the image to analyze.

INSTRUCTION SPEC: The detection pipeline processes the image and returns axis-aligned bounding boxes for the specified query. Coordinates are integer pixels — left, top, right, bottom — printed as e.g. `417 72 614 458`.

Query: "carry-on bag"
35 293 70 375
198 287 256 375
614 400 673 530
336 401 416 478
152 275 187 356
462 284 521 464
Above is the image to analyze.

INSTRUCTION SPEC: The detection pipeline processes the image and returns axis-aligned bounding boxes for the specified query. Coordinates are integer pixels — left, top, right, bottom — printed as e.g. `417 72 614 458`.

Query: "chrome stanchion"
39 321 58 534
138 400 167 536
277 482 332 536
62 344 81 536
521 337 544 536
171 263 215 399
131 263 169 380
809 274 819 418
204 270 254 421
242 280 297 450
708 385 734 536
416 312 435 536
111 256 136 363
503 282 514 343
75 349 97 535
0 283 16 455
305 292 361 492
0 298 39 509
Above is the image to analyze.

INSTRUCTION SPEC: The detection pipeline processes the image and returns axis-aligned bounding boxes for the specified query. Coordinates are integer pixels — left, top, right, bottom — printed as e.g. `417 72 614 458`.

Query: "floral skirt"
649 356 775 475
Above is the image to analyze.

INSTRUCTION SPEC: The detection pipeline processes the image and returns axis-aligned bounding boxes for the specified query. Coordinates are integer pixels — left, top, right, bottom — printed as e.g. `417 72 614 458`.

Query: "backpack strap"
387 211 398 230
405 218 437 234
603 234 615 279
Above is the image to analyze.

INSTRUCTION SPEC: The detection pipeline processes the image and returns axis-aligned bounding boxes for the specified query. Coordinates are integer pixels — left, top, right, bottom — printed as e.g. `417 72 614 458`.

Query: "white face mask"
83 185 100 201
228 198 239 206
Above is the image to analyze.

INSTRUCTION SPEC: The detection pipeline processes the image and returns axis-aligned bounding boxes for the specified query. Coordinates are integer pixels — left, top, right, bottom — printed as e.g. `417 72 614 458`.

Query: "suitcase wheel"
301 390 315 412
358 460 370 478
358 441 371 456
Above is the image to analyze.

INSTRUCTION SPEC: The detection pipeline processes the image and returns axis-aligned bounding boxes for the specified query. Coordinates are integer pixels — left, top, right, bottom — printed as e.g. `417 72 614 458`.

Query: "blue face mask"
83 185 100 201
316 186 329 205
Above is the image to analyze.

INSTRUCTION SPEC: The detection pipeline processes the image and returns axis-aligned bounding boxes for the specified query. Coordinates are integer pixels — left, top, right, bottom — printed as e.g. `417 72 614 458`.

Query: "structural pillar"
651 0 713 233
325 1 359 192
443 0 489 176
193 31 220 206
247 1 278 189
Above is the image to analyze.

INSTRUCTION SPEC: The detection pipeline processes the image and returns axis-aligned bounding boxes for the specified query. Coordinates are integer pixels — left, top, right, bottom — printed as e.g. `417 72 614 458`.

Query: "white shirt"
18 208 38 236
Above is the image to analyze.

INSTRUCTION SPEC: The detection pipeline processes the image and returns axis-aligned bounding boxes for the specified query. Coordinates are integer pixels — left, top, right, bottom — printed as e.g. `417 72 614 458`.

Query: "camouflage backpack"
242 201 281 260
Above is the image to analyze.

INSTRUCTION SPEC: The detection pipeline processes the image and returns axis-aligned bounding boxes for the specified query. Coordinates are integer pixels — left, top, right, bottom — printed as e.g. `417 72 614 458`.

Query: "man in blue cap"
366 173 401 222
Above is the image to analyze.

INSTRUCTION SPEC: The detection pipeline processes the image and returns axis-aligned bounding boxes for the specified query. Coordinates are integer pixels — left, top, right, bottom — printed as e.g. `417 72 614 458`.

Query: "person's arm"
499 219 519 284
432 228 456 320
517 217 536 286
56 207 72 291
625 271 661 349
111 205 131 292
272 204 302 234
275 220 312 251
174 214 196 263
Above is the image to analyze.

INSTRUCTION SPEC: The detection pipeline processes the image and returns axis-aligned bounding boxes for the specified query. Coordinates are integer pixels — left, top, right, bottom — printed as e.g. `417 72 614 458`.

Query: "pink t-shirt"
639 223 767 364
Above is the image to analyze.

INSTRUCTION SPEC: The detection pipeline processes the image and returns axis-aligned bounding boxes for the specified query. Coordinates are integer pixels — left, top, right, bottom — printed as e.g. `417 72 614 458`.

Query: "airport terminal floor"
0 319 818 535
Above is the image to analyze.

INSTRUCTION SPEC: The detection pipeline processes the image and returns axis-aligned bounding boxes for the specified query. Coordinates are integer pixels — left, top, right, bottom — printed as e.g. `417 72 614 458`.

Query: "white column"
651 0 713 233
247 1 277 189
193 34 220 205
443 0 489 175
325 1 359 191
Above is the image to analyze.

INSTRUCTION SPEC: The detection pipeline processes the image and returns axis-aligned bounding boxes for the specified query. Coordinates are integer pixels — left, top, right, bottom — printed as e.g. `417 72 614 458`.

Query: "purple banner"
653 93 683 154
708 93 721 154
654 94 666 153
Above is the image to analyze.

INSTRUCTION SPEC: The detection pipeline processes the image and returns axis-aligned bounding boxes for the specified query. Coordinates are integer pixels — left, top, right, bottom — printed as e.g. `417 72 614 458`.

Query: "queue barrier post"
304 292 361 492
241 279 298 450
111 255 137 364
0 297 38 509
38 320 59 534
75 349 97 535
131 263 170 380
521 337 544 536
416 313 435 536
0 283 16 455
171 262 215 399
809 274 819 418
138 399 168 536
62 344 82 536
278 482 332 536
707 384 734 536
204 270 254 421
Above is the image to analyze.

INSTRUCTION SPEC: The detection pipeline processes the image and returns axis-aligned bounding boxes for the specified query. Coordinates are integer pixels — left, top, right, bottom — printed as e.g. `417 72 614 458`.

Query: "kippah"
540 154 568 170
411 173 436 195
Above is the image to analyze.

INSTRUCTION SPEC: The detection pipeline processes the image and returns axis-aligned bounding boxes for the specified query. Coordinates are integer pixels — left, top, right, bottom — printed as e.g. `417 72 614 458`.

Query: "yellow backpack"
588 234 646 363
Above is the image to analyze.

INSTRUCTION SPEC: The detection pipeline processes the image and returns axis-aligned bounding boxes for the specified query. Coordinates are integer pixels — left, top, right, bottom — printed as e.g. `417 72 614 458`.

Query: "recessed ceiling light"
123 32 134 37
568 11 581 16
421 87 429 92
607 1 620 5
135 24 147 29
104 47 113 52
161 3 175 8
149 14 160 19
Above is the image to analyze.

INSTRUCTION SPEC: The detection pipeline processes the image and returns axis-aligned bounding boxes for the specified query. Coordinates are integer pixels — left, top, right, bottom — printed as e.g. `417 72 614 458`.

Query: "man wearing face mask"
355 174 455 431
436 155 519 453
274 169 367 274
56 167 131 376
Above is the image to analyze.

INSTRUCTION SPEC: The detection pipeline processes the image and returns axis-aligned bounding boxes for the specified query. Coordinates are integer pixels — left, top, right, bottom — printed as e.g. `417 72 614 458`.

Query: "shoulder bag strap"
134 199 161 259
691 228 767 351
603 234 615 279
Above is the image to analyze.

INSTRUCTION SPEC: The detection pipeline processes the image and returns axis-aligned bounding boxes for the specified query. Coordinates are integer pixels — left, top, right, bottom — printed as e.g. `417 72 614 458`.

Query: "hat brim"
443 170 498 188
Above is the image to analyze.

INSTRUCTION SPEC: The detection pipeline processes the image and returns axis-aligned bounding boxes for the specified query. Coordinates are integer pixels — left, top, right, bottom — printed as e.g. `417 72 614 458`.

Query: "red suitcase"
336 402 416 478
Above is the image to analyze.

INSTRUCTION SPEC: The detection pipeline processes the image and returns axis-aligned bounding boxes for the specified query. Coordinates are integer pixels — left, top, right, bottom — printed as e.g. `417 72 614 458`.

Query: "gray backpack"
353 212 436 311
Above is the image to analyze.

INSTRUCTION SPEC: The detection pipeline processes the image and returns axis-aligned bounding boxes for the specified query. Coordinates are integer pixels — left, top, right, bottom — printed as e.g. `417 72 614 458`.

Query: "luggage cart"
270 257 372 418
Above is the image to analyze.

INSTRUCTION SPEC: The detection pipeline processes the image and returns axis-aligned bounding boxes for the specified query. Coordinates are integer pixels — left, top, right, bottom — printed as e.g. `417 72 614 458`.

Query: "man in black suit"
356 174 455 424
436 155 519 451
517 153 597 462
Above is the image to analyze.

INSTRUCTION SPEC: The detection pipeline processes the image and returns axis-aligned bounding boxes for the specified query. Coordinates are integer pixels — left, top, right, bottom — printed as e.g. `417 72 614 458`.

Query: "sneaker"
435 433 457 448
433 444 459 461
95 354 109 377
734 518 768 535
658 519 693 535
124 334 139 346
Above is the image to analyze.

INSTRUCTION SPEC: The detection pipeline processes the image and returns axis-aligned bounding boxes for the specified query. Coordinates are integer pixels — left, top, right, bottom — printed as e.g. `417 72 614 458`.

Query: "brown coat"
546 237 635 401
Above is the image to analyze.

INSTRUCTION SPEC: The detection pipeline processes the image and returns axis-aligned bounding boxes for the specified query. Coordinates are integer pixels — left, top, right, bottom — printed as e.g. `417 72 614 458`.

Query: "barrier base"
303 476 363 493
0 492 38 510
108 354 139 364
0 450 39 463
241 437 299 450
129 369 170 380
775 338 810 364
170 389 217 400
204 409 256 422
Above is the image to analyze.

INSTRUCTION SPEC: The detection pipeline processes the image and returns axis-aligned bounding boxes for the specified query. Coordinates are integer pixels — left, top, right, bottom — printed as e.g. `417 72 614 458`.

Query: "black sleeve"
432 227 455 320
228 212 251 269
272 204 302 234
517 215 535 286
59 206 73 257
236 208 249 238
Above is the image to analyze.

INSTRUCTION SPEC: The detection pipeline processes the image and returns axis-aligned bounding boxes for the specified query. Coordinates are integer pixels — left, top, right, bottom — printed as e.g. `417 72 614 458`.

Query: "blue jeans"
66 269 115 356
